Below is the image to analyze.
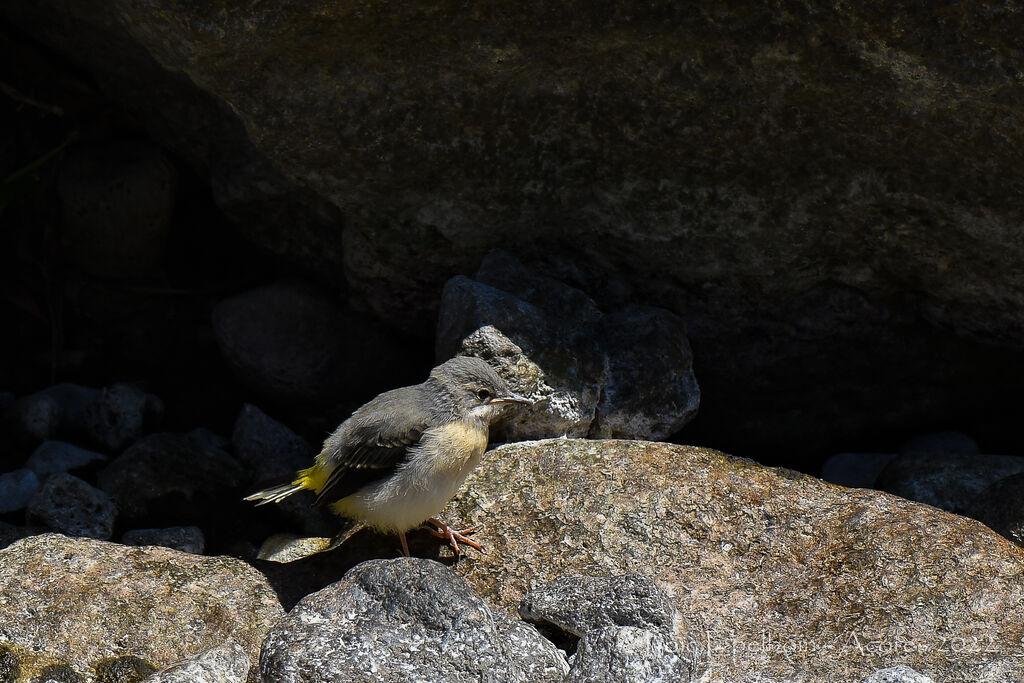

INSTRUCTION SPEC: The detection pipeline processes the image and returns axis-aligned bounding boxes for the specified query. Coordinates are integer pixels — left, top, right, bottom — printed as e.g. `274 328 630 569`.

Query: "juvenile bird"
245 356 531 557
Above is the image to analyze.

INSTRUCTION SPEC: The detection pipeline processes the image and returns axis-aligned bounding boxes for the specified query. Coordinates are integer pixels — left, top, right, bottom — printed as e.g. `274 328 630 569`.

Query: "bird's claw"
424 517 484 558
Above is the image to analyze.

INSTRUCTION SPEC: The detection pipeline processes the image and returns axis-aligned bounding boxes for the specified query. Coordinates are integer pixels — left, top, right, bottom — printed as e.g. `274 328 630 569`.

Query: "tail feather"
244 482 305 505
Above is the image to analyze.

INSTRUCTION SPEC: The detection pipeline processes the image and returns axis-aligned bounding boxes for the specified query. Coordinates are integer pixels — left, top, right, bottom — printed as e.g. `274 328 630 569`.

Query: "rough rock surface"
26 473 117 540
565 626 697 683
876 451 1024 516
0 533 282 680
97 431 248 521
212 280 410 406
144 640 250 683
5 1 1023 457
438 439 1024 682
862 665 936 683
259 557 569 683
437 251 699 440
83 383 164 453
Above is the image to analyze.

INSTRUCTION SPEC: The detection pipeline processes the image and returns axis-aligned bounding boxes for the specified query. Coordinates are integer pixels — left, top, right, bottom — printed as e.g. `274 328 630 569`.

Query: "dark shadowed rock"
25 440 108 478
3 384 98 446
97 432 247 520
212 280 411 406
0 534 282 680
84 383 164 452
231 403 312 478
259 558 569 682
437 252 699 440
145 640 250 683
973 472 1024 548
122 526 205 554
26 472 117 540
57 139 177 280
440 439 1024 681
876 451 1024 516
819 452 898 489
0 469 41 514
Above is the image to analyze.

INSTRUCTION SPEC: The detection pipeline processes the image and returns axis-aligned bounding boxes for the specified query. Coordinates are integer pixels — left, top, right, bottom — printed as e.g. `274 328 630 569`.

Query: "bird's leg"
424 517 483 557
398 530 410 557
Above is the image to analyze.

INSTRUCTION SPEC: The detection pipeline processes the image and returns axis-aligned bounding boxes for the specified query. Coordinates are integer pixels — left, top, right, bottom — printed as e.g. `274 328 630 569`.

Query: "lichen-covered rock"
259 558 569 683
519 573 677 640
144 640 250 683
861 666 936 683
0 534 282 680
437 251 699 440
565 626 697 683
26 473 117 540
441 439 1024 681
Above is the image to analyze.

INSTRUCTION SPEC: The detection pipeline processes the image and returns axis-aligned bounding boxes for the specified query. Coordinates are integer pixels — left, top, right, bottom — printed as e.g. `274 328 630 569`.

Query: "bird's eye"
477 388 492 401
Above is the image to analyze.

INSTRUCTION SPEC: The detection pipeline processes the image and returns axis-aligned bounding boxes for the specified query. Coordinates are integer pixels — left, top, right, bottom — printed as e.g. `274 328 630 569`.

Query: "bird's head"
430 356 533 424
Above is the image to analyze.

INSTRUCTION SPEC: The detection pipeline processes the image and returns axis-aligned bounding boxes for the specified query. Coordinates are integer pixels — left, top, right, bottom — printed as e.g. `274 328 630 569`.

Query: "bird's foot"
424 517 484 558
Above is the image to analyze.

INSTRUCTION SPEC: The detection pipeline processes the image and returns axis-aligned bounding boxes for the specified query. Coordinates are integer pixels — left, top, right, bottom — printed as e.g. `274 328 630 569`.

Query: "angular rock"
861 666 935 683
260 558 569 682
122 526 205 554
565 626 698 683
144 640 250 683
97 432 247 520
0 468 41 514
0 534 282 680
876 451 1024 516
820 452 897 489
212 280 409 405
26 472 117 540
84 382 164 452
231 403 312 478
440 439 1024 681
519 573 677 640
24 440 108 478
437 251 699 440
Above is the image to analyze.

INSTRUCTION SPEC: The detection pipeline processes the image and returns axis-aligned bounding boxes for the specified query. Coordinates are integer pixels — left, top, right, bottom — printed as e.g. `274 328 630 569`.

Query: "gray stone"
26 472 117 540
0 533 282 680
84 382 164 452
441 439 1024 681
820 452 898 489
122 526 205 554
212 280 409 405
57 139 176 280
24 440 108 478
519 573 677 639
876 451 1024 516
0 469 41 513
565 626 698 683
861 665 935 683
437 251 699 440
900 432 980 455
97 432 248 520
972 473 1024 548
231 403 312 478
259 557 569 682
3 384 99 445
143 639 250 683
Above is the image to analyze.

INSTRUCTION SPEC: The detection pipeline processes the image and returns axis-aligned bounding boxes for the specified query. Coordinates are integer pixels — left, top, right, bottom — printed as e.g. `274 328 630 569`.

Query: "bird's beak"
493 393 535 406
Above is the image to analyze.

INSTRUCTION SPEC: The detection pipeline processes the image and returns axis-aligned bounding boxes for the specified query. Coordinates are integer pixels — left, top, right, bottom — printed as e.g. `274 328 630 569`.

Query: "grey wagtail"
245 356 532 557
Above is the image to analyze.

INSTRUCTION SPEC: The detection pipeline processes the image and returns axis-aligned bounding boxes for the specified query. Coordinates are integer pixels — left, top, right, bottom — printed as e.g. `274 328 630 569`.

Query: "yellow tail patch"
295 464 329 494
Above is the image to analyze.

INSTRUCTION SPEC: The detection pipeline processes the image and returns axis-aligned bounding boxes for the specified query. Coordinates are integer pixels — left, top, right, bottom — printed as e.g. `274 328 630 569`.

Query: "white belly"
330 423 488 532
